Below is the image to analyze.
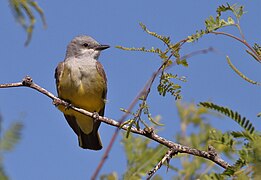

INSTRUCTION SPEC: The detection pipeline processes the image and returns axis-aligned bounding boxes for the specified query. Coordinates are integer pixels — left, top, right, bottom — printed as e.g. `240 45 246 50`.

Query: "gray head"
65 35 110 59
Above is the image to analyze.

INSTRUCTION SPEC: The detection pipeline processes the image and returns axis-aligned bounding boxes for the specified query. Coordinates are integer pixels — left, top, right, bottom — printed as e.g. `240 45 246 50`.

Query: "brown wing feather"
54 61 64 94
96 61 107 86
96 60 107 110
95 60 107 123
55 62 80 135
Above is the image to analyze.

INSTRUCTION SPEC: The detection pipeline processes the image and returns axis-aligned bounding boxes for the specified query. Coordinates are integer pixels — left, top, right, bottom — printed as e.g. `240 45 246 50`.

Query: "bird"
55 35 109 150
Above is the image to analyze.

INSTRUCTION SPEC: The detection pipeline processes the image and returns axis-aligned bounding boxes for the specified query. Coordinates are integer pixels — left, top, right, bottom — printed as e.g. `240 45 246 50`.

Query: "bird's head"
65 35 110 59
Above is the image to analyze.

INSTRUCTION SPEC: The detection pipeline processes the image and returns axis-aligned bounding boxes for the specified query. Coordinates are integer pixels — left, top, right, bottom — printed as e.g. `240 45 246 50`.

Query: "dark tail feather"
78 129 102 150
64 115 102 150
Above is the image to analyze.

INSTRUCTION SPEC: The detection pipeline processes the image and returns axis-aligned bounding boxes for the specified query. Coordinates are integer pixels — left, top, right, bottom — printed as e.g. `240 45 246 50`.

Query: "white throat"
80 49 100 59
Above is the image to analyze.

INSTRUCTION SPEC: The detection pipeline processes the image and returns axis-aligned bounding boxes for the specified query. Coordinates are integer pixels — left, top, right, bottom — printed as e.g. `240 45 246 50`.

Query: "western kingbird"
55 35 109 150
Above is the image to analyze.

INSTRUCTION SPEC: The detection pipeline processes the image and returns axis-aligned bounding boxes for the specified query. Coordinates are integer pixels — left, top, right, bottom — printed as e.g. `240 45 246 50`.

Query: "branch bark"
0 75 231 177
147 148 179 179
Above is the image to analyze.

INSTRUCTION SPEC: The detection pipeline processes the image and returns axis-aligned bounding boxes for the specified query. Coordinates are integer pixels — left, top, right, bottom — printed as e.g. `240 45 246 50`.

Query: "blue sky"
0 0 260 179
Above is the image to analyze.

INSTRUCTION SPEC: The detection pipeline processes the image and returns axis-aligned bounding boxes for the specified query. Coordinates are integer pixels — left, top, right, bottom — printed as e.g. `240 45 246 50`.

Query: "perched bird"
55 35 109 150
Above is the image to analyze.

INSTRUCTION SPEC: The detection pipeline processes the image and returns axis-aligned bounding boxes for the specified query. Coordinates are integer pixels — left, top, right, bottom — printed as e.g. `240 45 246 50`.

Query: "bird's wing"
55 62 80 136
96 60 107 116
54 61 64 93
96 61 107 88
92 60 107 140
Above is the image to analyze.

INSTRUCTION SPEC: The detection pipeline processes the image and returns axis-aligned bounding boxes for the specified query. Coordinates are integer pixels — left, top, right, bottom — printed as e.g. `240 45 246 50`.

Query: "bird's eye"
82 43 89 47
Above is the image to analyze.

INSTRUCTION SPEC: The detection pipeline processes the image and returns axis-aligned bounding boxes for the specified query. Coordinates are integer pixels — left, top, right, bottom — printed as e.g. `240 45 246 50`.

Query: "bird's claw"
53 98 62 106
53 98 71 110
92 112 100 122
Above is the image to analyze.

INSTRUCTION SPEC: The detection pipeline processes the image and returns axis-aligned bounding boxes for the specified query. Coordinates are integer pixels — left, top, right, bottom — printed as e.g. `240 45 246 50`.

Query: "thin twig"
147 148 178 179
210 31 261 62
236 23 245 41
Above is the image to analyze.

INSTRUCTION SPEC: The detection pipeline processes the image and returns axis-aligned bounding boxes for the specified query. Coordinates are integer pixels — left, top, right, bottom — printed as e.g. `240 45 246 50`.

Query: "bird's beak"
95 44 110 51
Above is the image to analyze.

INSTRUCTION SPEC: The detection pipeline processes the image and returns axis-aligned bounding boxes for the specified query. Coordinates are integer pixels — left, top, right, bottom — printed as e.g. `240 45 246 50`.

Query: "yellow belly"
57 63 105 134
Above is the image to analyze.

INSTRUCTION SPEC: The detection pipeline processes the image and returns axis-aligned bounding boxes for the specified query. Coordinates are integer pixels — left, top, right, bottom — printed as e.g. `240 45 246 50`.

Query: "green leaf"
157 73 183 99
187 30 206 42
230 131 253 141
226 56 260 85
142 102 164 126
237 6 244 19
176 59 188 67
216 3 245 20
0 122 23 152
208 130 235 150
227 17 235 24
115 46 162 55
122 133 167 179
139 23 171 46
125 119 135 138
100 172 118 180
0 166 8 180
216 3 233 16
202 173 225 180
222 158 246 176
199 102 255 134
253 43 261 56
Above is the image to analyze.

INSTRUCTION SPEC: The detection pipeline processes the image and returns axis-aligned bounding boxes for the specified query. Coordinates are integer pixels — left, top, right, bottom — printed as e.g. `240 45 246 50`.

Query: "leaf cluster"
188 3 244 42
122 133 167 179
103 99 261 179
173 102 221 179
200 102 261 178
117 23 192 135
187 3 260 86
116 23 189 102
8 0 46 45
0 115 23 180
200 102 255 133
157 73 186 100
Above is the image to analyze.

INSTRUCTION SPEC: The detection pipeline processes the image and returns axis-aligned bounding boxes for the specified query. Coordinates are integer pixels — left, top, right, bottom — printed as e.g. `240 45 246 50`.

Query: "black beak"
95 44 110 51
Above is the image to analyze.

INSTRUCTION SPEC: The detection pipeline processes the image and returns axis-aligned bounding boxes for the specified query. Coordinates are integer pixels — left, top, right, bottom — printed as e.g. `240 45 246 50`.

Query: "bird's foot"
53 98 62 106
53 98 71 110
92 112 100 122
64 102 72 110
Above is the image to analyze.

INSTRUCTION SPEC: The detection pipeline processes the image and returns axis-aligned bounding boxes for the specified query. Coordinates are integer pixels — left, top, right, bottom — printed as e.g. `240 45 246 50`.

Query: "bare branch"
0 76 231 178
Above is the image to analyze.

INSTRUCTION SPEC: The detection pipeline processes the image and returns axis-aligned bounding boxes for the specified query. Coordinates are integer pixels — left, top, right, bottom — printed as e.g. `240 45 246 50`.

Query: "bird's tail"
78 129 102 150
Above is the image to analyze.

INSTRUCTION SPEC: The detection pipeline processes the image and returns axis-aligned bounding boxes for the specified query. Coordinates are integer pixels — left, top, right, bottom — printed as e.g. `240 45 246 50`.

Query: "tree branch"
210 31 261 62
147 148 178 179
92 47 215 179
0 76 231 178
